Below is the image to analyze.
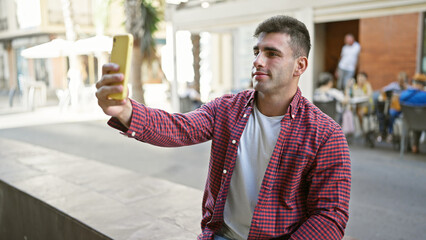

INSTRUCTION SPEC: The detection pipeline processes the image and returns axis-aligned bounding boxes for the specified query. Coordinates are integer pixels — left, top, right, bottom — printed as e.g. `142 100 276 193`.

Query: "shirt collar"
246 88 302 119
289 88 302 119
245 90 256 108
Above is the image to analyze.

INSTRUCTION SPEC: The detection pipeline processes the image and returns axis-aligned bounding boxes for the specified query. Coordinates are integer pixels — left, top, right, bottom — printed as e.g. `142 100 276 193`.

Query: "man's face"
251 32 299 95
345 35 354 45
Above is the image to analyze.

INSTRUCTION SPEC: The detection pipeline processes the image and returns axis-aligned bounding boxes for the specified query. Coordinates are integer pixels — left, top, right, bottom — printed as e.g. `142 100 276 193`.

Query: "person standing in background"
335 33 361 91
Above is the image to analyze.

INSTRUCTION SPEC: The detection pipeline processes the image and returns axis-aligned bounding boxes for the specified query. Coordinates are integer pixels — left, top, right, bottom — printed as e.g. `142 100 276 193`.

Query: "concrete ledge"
0 138 202 239
0 180 110 240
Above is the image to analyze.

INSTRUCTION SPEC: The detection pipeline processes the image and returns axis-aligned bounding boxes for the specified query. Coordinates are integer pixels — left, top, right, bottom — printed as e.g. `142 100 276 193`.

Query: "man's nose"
253 53 265 68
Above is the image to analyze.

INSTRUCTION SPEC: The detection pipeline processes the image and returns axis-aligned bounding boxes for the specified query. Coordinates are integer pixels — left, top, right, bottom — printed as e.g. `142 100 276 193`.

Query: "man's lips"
252 71 269 80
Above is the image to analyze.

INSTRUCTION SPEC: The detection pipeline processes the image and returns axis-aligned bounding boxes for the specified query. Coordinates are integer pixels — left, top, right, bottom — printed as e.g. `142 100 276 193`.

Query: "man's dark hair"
254 15 311 58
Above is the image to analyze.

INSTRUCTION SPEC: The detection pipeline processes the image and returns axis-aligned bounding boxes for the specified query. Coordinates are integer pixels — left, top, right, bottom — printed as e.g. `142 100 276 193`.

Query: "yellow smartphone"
109 34 133 100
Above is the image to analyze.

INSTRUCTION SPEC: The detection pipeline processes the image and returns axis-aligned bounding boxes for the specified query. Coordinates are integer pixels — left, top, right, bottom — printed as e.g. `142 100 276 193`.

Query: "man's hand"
96 63 133 128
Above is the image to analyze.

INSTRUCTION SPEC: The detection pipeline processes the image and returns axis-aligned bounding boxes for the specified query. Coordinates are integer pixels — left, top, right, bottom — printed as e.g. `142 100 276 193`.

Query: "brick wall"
359 13 420 90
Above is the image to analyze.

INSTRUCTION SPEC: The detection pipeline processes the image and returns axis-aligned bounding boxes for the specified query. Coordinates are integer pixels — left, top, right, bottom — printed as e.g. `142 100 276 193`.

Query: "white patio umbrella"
21 38 75 59
21 36 113 86
73 35 113 55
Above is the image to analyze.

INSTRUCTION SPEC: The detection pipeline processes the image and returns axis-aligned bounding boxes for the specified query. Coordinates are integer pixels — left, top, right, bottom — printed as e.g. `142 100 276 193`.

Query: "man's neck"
256 89 297 117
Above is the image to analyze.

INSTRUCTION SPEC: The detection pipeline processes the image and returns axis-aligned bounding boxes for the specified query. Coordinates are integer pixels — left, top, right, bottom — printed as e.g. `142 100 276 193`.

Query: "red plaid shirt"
108 88 351 240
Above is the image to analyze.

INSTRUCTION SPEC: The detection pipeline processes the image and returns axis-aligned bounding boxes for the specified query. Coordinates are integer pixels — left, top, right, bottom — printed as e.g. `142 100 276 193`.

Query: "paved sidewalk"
0 105 109 129
0 91 109 129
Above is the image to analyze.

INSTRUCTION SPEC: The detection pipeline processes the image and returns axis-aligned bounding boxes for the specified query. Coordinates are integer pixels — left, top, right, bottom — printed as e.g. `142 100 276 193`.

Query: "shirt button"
291 115 295 119
223 169 227 174
232 140 236 144
131 131 136 137
243 114 247 118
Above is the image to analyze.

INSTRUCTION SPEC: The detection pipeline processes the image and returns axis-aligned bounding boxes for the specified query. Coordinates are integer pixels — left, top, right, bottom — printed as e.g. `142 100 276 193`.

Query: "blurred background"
0 0 426 239
0 0 425 113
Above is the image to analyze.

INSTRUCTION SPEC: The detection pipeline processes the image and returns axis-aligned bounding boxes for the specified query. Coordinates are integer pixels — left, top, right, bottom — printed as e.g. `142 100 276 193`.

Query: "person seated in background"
381 72 410 93
399 73 426 153
377 71 412 142
346 72 373 134
313 72 348 124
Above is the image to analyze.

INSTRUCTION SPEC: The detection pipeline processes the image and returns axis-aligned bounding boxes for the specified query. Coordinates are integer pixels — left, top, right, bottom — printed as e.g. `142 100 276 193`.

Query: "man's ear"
294 56 308 77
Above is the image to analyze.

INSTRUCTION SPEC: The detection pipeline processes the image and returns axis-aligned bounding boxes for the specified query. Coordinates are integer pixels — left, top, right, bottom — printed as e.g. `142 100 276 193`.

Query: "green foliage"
139 0 161 59
123 0 163 60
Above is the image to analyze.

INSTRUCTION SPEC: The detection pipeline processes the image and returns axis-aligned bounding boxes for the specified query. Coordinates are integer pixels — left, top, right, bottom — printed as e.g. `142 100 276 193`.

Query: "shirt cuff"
107 99 147 139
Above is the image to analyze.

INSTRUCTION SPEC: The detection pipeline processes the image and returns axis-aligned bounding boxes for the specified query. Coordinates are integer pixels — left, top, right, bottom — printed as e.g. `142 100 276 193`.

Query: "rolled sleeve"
109 98 215 147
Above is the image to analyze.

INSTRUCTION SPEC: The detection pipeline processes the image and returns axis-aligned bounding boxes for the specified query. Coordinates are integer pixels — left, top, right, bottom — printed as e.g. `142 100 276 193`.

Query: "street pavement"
1 93 426 239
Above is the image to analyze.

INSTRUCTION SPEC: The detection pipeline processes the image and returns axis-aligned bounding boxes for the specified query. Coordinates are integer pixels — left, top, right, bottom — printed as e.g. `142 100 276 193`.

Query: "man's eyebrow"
252 45 282 53
264 46 281 53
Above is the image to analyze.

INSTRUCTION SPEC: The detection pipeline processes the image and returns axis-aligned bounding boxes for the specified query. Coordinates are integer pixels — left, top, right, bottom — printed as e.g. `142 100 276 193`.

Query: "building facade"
0 0 125 97
167 0 426 101
1 0 426 110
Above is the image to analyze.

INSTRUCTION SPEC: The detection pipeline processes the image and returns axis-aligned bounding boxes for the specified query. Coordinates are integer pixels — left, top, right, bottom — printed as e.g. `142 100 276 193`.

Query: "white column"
171 27 180 112
294 7 314 101
165 6 180 112
233 24 257 92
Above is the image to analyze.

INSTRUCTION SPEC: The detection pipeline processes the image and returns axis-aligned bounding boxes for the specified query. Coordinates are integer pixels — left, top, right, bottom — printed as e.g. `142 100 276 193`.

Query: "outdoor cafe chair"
400 104 426 158
314 100 338 122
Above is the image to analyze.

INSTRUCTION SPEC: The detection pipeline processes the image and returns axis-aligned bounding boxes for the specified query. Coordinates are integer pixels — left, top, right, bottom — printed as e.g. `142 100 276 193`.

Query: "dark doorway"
324 20 359 75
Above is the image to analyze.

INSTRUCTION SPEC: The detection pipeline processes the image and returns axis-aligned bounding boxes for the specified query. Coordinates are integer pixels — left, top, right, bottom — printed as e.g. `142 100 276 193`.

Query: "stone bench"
0 138 202 239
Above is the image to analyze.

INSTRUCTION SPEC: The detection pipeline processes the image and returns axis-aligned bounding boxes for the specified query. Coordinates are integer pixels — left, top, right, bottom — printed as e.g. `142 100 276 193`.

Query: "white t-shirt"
219 103 284 240
338 41 361 72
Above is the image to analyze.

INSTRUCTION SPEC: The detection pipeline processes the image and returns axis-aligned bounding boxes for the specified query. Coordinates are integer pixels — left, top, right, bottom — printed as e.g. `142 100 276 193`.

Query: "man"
335 33 361 91
96 15 351 240
382 71 410 94
400 73 426 106
377 71 412 142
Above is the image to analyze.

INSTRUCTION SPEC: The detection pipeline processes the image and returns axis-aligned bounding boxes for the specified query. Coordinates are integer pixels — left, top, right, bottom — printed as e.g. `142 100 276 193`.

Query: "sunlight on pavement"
0 106 109 129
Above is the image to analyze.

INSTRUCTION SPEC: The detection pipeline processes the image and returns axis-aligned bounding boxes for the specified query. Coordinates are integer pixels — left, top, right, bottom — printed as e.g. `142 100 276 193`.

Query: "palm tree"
124 0 163 104
191 33 201 94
